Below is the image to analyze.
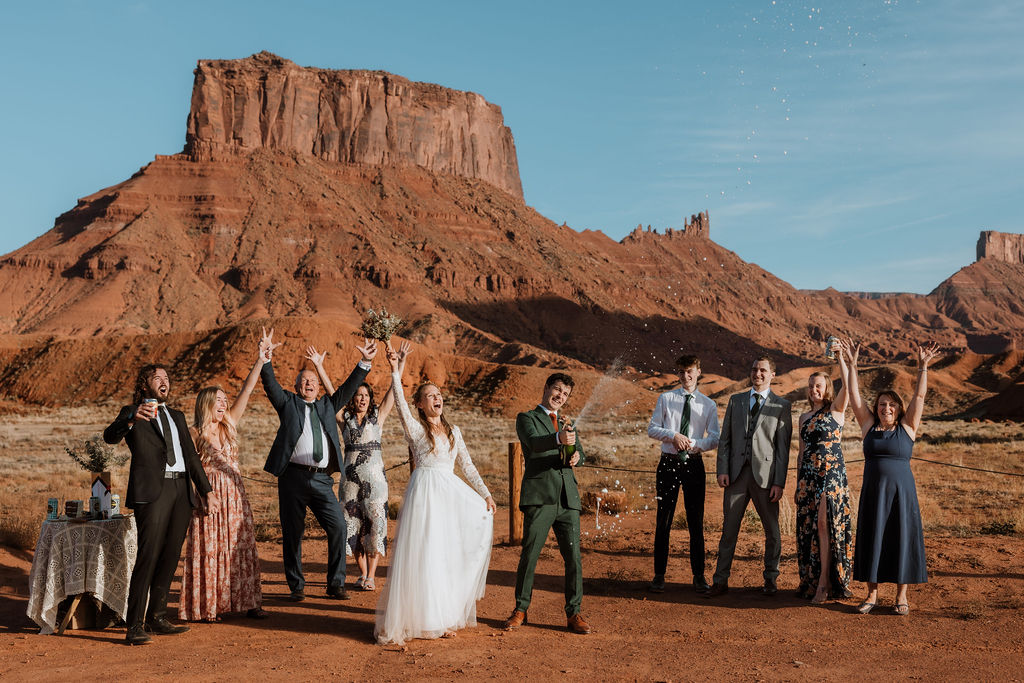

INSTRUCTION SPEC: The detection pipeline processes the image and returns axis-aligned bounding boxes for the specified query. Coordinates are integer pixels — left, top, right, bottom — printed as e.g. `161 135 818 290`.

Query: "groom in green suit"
503 373 592 634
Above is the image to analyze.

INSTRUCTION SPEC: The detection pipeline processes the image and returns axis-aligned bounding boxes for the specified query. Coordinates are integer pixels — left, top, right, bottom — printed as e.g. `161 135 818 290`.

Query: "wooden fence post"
508 442 524 544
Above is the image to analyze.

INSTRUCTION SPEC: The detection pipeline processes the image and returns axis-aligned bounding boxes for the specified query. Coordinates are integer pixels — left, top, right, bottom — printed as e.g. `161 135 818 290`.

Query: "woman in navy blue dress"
843 339 938 616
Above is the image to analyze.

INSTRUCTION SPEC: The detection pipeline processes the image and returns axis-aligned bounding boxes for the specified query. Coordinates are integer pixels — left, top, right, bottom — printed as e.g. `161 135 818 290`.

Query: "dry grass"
0 496 40 549
1 402 1021 550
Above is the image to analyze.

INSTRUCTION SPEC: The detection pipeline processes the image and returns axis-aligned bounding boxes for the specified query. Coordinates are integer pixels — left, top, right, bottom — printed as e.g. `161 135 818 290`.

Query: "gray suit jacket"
716 390 793 489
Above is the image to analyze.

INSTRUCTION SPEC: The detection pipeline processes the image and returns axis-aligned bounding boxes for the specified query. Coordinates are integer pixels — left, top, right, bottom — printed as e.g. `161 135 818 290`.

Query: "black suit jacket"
261 360 369 477
103 404 212 509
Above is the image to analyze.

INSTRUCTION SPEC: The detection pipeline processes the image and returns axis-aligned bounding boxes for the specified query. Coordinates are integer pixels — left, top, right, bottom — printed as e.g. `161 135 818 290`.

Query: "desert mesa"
0 51 1022 419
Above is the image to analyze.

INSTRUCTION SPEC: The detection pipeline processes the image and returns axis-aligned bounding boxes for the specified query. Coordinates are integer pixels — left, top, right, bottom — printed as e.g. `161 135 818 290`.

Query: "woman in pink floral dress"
179 342 269 621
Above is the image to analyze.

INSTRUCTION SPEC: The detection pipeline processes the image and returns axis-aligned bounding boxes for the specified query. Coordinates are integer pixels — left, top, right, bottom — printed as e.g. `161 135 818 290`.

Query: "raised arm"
327 338 376 413
304 346 337 397
386 341 425 444
839 339 872 438
832 348 850 418
378 340 411 425
902 341 939 440
227 340 269 425
258 327 288 410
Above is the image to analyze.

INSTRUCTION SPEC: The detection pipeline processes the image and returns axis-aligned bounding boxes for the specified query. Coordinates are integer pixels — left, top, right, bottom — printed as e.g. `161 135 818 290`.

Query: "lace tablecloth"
26 516 138 634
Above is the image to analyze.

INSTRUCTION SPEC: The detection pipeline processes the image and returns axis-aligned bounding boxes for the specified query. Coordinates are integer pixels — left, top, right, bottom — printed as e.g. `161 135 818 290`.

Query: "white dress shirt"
290 403 331 468
648 387 721 455
289 359 372 468
154 403 186 473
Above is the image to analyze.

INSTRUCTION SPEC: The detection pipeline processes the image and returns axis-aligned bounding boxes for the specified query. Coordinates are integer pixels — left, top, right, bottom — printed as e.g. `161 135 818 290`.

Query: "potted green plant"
65 436 128 517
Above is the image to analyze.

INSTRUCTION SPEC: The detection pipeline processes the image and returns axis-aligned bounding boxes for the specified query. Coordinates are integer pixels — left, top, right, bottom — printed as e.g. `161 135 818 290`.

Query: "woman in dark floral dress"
307 346 395 591
794 346 853 604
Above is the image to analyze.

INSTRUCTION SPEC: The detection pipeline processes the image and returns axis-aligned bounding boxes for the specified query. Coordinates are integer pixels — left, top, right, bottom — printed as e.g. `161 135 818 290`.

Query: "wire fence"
236 451 1023 489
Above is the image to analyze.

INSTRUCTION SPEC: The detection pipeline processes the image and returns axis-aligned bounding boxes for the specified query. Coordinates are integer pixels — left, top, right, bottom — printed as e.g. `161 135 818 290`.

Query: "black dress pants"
127 477 192 627
653 453 706 578
278 467 347 592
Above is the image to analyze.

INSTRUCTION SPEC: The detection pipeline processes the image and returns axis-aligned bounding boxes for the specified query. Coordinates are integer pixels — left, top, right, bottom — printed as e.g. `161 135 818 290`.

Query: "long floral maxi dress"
179 442 263 620
340 412 389 557
795 407 853 597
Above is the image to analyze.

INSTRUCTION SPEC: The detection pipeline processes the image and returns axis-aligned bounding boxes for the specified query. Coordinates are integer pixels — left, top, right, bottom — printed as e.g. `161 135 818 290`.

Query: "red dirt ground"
2 509 1022 681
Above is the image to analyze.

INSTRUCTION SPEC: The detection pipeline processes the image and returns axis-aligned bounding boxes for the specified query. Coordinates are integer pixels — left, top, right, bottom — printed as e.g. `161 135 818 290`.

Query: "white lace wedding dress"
374 372 494 645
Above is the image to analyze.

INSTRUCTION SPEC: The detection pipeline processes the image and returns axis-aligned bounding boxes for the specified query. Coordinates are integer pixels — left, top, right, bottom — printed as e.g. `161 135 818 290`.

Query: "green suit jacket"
515 406 586 510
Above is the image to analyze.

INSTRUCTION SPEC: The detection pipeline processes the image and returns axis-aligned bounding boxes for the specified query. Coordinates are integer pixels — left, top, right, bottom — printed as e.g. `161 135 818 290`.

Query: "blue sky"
1 0 1021 293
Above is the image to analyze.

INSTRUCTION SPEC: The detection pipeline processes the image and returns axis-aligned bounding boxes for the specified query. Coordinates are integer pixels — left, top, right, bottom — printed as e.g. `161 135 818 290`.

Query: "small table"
26 516 138 635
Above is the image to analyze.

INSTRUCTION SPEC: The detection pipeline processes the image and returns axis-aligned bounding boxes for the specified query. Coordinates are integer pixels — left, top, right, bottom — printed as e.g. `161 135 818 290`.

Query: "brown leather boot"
566 613 592 634
502 609 527 630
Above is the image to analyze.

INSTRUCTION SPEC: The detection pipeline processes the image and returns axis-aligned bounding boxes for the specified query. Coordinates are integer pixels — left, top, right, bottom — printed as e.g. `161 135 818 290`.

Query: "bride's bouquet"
360 307 404 341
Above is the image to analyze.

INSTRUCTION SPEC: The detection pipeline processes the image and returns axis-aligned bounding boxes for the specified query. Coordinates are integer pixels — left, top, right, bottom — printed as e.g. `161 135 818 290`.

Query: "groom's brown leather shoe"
566 613 592 634
502 610 527 630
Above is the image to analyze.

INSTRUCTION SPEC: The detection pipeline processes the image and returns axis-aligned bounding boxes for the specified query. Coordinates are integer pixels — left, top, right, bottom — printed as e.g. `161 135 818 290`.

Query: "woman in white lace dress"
375 342 496 645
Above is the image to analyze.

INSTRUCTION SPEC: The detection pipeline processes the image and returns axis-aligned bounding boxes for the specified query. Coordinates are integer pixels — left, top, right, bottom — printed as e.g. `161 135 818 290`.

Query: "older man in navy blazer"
259 327 377 602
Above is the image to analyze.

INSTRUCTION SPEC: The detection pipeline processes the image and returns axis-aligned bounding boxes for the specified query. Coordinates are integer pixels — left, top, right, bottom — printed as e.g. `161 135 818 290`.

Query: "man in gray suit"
707 356 793 597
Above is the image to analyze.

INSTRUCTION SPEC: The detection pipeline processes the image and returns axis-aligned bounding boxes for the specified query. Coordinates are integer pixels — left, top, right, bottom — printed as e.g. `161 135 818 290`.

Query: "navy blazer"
261 360 369 477
103 404 212 509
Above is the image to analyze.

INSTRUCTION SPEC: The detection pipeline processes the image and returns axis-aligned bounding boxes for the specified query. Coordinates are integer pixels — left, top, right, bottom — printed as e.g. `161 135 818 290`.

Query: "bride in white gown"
375 342 496 645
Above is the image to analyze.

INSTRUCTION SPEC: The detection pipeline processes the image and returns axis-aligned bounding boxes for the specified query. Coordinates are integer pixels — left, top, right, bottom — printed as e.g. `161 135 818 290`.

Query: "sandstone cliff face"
3 55 1024 420
185 52 522 199
977 230 1024 264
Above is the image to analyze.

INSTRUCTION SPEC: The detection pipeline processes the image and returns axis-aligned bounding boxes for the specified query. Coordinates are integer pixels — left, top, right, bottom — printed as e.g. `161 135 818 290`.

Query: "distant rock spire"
976 230 1024 264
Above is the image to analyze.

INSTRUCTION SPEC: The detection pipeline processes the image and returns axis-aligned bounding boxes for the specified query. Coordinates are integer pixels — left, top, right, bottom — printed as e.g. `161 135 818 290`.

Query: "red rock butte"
0 52 1022 420
186 52 522 198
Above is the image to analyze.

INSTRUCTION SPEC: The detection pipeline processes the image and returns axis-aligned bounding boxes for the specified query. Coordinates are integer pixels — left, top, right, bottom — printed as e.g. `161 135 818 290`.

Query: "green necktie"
679 393 692 438
309 404 325 466
751 393 762 417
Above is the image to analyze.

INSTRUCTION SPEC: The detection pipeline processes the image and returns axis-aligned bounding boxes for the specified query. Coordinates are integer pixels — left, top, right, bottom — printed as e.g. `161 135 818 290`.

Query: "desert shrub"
581 490 628 514
253 521 279 543
980 521 1016 536
65 436 128 472
743 508 763 532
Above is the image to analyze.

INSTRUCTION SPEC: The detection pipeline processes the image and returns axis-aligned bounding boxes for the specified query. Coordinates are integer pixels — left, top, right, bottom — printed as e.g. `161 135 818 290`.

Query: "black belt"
288 462 330 474
164 471 187 479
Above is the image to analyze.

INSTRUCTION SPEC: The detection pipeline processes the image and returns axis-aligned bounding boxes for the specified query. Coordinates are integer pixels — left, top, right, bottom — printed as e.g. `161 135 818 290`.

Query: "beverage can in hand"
825 335 838 360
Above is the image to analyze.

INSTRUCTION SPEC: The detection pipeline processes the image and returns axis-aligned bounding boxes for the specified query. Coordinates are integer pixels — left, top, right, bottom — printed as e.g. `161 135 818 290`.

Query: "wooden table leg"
56 594 83 635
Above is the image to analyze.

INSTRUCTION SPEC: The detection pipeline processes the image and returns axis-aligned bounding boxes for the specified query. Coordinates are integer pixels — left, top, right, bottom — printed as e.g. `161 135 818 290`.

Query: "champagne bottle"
560 420 577 467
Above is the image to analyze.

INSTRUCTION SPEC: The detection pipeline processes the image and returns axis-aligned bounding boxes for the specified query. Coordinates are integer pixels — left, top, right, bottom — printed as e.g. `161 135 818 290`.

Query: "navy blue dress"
852 423 927 584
